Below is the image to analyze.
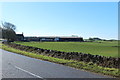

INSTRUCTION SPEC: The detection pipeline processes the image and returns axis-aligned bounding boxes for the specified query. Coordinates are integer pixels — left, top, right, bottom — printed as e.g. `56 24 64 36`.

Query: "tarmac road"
1 49 114 80
0 49 2 80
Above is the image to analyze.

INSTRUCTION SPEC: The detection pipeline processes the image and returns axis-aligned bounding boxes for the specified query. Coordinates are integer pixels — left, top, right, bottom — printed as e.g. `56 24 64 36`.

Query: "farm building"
24 37 39 41
16 33 24 41
24 36 84 42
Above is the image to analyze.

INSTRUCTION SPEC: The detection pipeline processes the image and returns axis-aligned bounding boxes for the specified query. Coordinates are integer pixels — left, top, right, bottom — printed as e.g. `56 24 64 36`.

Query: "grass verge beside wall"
1 44 120 77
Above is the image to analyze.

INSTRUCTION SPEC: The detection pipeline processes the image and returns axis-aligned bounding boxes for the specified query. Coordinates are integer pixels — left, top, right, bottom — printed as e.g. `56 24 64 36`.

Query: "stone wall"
5 43 119 68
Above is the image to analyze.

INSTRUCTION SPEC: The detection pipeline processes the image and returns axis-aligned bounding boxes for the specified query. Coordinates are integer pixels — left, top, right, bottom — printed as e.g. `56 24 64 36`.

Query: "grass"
14 41 119 57
1 44 120 77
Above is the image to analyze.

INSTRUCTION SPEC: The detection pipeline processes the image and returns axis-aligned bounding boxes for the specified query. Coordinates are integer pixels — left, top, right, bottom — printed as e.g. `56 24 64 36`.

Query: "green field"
14 41 118 57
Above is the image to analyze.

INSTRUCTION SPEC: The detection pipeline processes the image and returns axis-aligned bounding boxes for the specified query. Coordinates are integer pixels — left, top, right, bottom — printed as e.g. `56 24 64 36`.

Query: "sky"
1 2 118 39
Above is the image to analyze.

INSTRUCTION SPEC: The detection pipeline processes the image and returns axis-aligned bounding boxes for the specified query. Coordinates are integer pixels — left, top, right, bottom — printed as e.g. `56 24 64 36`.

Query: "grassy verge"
1 44 120 77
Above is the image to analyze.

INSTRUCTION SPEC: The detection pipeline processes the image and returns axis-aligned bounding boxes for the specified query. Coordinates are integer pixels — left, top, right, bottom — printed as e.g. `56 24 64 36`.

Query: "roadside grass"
14 41 119 57
1 44 120 77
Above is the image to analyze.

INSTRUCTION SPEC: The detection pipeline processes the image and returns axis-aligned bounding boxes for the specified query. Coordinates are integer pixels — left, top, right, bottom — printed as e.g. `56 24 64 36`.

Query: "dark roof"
24 36 83 39
38 36 82 38
16 34 24 36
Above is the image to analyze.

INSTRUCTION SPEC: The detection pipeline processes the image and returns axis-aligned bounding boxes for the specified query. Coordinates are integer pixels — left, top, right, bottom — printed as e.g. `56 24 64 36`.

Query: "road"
0 49 2 80
0 49 115 80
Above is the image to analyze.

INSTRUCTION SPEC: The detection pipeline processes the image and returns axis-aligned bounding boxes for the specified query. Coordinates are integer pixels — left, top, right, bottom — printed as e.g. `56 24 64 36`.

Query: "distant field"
14 41 118 57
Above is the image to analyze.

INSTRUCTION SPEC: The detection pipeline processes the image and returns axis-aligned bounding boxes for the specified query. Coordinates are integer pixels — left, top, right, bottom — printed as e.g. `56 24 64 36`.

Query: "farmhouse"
16 33 24 41
24 36 84 42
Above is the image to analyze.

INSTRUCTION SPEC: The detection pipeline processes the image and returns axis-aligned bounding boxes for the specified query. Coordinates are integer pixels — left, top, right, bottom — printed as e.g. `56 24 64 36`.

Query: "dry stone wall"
5 43 119 68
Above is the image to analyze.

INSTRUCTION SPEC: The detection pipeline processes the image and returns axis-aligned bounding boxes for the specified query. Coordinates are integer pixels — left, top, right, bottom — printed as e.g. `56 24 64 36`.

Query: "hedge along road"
1 49 113 79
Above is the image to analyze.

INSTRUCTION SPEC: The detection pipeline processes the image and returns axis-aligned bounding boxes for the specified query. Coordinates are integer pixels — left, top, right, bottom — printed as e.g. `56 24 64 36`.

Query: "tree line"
0 21 17 41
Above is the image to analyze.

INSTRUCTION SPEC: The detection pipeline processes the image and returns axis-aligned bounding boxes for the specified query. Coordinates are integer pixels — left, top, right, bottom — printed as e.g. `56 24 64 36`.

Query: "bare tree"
2 22 16 30
0 26 2 39
1 22 17 41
